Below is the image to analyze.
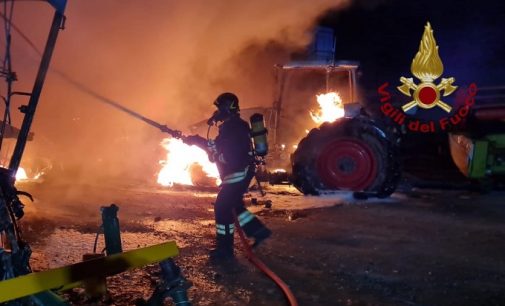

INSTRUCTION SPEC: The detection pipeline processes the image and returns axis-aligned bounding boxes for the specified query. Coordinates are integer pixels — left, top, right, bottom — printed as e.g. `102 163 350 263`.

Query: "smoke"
2 0 349 182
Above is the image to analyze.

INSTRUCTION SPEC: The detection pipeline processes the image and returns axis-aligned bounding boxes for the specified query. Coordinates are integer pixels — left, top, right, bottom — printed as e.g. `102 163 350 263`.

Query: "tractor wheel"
291 117 400 197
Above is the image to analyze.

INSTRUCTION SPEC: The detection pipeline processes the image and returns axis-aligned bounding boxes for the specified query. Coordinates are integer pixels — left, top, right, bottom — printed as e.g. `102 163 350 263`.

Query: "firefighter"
184 92 271 261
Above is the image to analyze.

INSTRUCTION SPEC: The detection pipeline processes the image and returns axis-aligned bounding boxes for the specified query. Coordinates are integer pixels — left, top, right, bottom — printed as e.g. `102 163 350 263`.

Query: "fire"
0 165 44 182
310 92 345 124
157 138 220 187
15 167 45 182
16 167 28 180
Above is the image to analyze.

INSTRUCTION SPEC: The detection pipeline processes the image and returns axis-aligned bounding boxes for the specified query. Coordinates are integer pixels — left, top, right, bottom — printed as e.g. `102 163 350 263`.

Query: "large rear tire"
291 117 400 197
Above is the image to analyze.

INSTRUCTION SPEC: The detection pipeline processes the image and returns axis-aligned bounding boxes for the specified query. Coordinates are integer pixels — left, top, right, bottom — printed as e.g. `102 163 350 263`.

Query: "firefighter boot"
251 227 272 248
236 210 271 248
209 232 234 263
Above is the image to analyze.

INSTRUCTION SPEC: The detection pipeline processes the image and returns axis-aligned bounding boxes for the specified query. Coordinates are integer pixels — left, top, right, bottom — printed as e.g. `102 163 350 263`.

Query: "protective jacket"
211 114 254 184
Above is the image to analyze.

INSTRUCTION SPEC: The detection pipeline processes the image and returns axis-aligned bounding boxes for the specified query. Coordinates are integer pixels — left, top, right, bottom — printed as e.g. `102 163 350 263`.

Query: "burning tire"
291 117 400 197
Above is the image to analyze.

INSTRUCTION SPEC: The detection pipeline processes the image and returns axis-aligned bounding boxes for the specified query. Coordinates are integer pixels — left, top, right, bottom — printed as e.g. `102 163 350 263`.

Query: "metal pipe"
101 204 122 255
8 11 64 174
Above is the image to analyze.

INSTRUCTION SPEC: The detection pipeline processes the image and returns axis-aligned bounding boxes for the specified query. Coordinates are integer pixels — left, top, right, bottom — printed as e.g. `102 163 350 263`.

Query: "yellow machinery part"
0 241 179 303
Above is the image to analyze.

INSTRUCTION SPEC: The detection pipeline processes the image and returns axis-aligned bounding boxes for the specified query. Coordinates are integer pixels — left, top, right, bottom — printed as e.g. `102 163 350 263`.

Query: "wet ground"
14 179 505 306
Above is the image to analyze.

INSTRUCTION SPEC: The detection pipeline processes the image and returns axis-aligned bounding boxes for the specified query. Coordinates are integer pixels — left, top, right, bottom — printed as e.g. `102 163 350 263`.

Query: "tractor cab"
265 61 360 170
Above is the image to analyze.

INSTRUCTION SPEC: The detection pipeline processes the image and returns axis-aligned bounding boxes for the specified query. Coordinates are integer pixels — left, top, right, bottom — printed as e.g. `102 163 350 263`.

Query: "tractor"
260 60 401 197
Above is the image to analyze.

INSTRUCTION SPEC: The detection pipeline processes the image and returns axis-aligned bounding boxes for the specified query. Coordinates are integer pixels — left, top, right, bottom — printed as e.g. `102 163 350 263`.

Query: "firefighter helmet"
208 92 240 124
214 92 239 114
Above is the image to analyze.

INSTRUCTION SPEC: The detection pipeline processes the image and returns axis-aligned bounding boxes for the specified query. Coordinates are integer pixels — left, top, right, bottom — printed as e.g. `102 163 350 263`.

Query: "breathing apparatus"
249 113 268 158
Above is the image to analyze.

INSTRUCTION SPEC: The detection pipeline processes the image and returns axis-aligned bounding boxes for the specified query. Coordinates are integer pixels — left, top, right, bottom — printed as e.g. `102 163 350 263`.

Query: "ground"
13 178 505 306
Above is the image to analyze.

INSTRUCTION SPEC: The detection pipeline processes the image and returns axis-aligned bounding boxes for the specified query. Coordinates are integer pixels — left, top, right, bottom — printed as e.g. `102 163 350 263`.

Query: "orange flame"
6 166 45 182
310 92 345 124
17 167 45 181
16 167 28 180
157 138 220 187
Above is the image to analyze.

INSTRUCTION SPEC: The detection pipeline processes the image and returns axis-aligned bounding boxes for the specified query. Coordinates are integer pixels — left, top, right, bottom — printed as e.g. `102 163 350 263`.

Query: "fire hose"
95 97 299 305
233 211 299 306
84 95 298 305
89 99 298 305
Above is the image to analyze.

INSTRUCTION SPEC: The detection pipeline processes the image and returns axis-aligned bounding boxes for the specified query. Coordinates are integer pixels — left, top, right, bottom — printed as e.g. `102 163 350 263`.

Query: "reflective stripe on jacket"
214 114 254 179
222 166 249 184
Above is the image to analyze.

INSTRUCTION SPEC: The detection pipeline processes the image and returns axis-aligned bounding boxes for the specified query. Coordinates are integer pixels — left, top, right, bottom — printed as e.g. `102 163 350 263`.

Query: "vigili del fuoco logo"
378 22 477 133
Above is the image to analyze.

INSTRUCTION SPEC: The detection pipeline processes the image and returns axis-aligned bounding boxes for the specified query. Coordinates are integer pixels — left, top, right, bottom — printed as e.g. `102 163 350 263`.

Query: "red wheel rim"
316 138 378 190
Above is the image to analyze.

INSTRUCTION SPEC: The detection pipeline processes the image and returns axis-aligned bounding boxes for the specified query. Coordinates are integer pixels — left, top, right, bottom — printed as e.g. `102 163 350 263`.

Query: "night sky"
321 0 505 92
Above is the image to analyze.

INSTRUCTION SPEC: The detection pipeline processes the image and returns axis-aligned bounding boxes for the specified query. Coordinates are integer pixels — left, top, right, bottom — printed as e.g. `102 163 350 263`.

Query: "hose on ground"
233 211 298 306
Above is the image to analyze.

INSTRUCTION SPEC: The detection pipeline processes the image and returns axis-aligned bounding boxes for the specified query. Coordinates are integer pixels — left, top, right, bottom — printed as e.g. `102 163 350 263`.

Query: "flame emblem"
397 22 457 113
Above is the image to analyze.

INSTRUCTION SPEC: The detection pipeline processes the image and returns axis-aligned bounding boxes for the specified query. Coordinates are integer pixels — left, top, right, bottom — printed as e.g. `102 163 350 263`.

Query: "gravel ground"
13 179 505 306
